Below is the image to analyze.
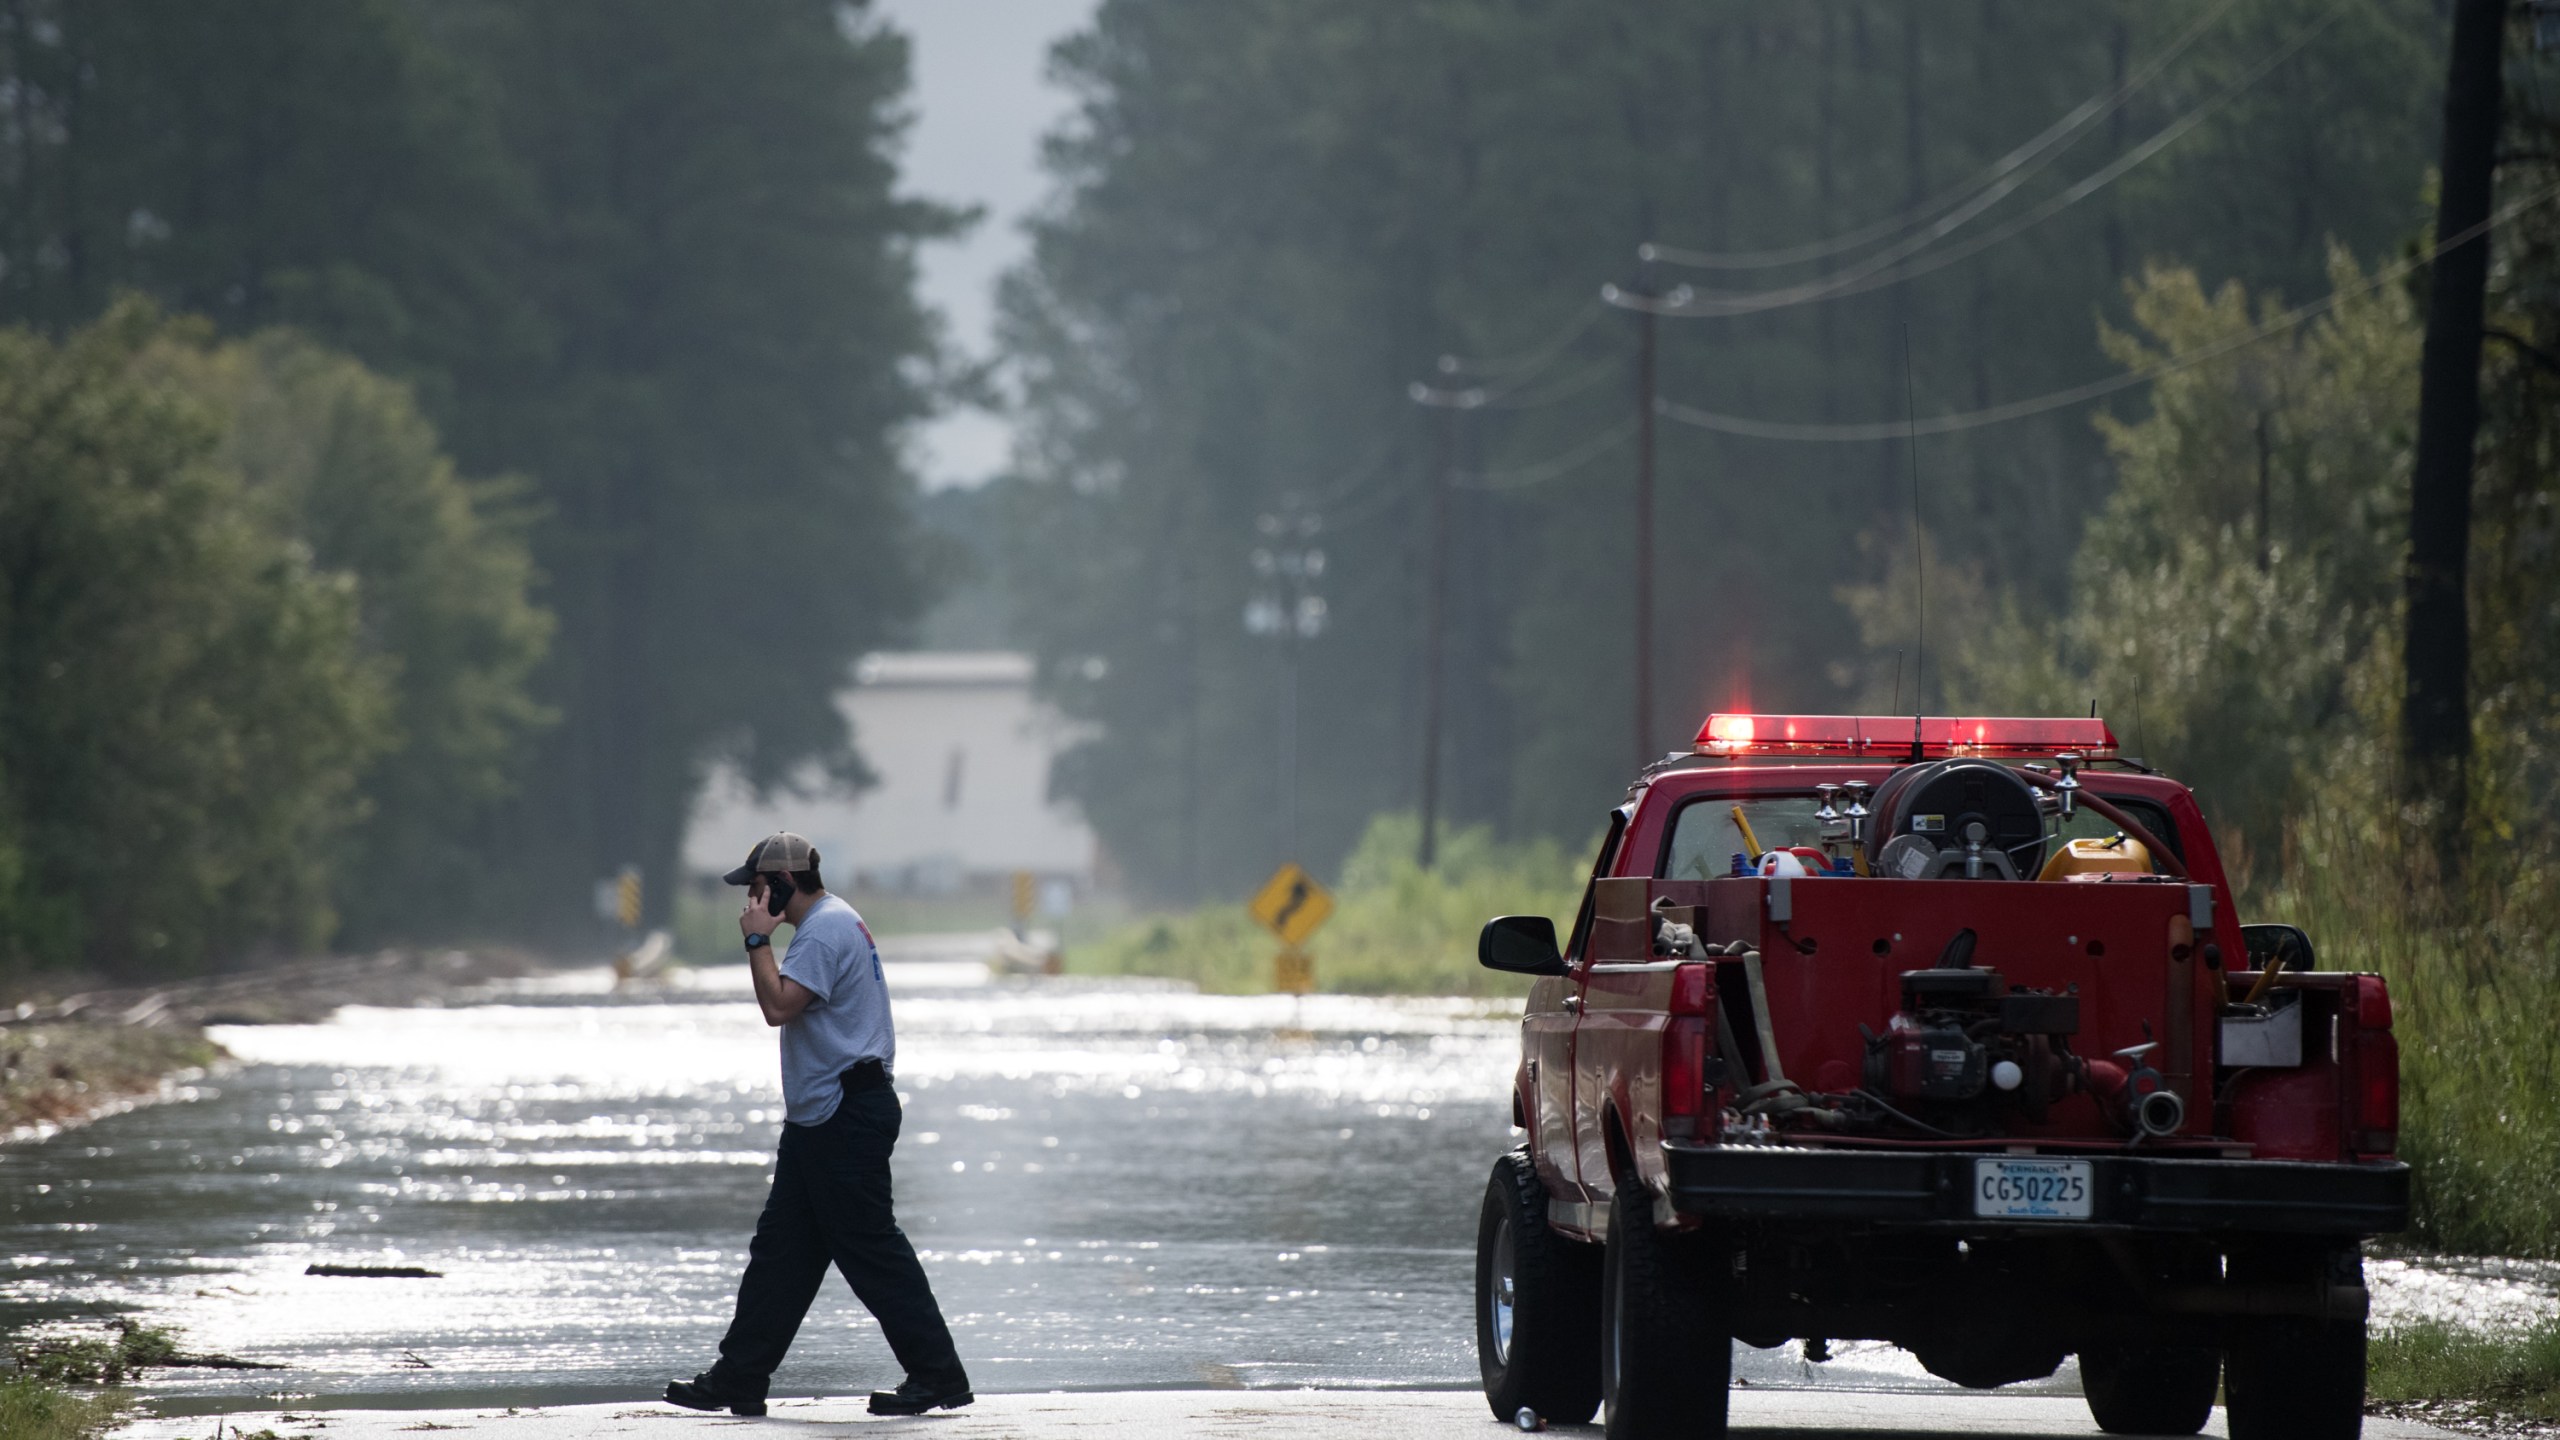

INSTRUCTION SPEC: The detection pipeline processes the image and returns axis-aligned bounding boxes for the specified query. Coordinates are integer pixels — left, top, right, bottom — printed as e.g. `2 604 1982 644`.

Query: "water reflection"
3 962 1523 1405
1 954 2545 1412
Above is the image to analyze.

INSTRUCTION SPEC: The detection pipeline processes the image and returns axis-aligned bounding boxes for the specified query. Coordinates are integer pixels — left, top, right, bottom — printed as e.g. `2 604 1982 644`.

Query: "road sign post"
1272 947 1315 995
597 865 642 932
1010 869 1035 936
1249 863 1334 995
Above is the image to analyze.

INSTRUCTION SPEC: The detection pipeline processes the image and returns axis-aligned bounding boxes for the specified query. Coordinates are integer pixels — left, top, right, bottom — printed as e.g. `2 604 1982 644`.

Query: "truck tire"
2080 1345 2217 1435
2224 1318 2366 1440
1477 1149 1602 1425
2223 1245 2367 1440
1600 1174 1729 1440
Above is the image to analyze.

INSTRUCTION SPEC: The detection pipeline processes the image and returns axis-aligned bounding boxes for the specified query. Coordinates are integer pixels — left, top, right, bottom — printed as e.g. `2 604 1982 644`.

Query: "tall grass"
2369 1317 2560 1421
1072 814 1585 997
0 1378 123 1440
2249 803 2560 1258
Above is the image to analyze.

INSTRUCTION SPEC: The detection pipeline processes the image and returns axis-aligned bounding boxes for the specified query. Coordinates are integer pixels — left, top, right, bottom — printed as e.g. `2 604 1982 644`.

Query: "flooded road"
3 943 2551 1412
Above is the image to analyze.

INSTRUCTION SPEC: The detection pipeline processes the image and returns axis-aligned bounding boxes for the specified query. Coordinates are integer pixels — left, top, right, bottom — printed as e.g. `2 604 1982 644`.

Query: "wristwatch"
743 932 771 952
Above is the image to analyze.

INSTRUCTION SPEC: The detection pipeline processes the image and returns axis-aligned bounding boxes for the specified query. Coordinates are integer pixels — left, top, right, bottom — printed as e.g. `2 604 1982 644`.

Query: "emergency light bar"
1694 713 2118 760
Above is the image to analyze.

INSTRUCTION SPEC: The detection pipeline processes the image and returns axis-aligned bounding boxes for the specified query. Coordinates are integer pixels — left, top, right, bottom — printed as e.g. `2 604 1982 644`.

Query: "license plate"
1972 1158 2093 1219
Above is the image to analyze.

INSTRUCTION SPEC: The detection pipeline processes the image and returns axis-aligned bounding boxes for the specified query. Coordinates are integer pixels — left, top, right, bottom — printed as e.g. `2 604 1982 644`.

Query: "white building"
683 652 1096 891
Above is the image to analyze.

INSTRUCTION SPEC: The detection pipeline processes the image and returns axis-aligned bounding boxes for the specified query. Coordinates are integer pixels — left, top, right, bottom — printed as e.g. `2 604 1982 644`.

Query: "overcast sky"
875 0 1099 491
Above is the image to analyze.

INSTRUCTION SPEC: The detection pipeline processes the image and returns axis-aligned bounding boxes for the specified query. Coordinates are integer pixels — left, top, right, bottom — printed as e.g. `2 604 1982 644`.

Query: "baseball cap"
722 831 819 886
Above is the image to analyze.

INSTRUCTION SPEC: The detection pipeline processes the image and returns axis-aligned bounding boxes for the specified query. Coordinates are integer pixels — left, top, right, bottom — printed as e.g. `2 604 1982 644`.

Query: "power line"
1640 0 2243 273
1626 3 2344 321
1652 184 2560 443
1433 301 1606 383
1449 416 1639 491
1479 357 1618 411
1313 461 1415 528
1291 440 1394 511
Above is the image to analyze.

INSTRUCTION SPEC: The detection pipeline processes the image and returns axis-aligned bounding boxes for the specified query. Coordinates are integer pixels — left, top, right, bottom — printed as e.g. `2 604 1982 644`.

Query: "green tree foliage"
0 1 950 941
0 304 391 970
1000 0 2446 900
1846 253 2422 862
0 306 550 976
1897 95 2560 872
0 0 525 388
2467 103 2560 856
141 332 553 946
430 2 955 930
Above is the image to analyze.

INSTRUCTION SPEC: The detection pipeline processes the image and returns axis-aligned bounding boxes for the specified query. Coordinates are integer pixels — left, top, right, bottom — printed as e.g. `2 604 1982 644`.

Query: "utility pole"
1245 506 1326 864
2401 0 2506 865
1603 281 1675 769
1633 302 1658 771
1407 380 1482 869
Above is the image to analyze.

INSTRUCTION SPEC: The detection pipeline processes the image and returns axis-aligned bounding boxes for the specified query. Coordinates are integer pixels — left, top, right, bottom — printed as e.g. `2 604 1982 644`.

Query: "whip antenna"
1902 326 1927 754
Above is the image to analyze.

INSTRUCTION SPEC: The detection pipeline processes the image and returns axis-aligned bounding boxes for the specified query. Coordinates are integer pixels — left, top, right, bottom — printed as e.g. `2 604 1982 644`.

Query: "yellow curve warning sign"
1248 862 1335 948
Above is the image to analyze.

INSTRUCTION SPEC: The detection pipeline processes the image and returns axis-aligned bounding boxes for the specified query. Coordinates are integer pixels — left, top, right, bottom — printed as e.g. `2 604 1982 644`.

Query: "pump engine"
1859 931 2084 1131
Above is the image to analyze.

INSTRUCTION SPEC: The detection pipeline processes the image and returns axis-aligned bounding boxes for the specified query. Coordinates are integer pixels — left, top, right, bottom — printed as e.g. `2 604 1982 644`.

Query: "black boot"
665 1371 768 1417
866 1374 973 1416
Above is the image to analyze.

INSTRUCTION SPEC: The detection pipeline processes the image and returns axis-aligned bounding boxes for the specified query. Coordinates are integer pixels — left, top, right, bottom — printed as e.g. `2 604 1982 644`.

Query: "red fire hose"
2011 771 2189 879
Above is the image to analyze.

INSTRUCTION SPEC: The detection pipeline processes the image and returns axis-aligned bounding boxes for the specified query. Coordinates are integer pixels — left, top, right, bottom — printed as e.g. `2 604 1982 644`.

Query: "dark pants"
707 1076 966 1398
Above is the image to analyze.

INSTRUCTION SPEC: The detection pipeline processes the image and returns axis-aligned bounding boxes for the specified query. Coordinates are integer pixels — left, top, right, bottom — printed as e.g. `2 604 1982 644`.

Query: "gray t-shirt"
775 894 893 1125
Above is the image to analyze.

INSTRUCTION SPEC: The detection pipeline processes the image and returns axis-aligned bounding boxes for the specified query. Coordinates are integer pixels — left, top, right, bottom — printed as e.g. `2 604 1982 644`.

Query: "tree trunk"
2400 0 2504 867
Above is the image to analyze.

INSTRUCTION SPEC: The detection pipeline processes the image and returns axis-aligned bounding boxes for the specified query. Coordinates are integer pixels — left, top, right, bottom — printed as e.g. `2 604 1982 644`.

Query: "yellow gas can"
2037 833 2154 880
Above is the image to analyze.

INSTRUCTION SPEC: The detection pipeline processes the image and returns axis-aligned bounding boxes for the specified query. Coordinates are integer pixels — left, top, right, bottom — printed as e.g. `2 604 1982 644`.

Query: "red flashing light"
1692 713 2119 760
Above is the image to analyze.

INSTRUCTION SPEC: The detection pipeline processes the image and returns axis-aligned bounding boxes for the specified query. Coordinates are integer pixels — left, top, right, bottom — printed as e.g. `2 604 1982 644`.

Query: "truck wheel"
2224 1318 2366 1440
2080 1345 2217 1435
1600 1174 1729 1440
2224 1244 2367 1440
1477 1149 1602 1425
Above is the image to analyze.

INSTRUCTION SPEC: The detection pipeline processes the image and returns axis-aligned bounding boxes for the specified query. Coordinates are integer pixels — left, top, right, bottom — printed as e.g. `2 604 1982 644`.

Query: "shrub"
1073 812 1586 996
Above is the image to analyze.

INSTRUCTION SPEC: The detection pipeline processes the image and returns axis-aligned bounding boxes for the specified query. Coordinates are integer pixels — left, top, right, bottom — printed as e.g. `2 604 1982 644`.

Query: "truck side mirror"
1479 915 1565 976
2239 923 2317 973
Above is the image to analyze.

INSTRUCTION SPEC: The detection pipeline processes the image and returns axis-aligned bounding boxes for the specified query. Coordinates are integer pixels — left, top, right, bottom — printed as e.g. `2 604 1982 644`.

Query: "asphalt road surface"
113 1389 2465 1439
17 942 2523 1435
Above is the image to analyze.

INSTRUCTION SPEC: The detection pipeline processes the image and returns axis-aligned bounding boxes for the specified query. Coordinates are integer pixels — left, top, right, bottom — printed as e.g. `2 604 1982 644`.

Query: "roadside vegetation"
0 1321 205 1440
0 304 548 979
0 1024 219 1136
0 1377 124 1440
2371 1317 2560 1428
2256 804 2560 1260
1072 813 1581 997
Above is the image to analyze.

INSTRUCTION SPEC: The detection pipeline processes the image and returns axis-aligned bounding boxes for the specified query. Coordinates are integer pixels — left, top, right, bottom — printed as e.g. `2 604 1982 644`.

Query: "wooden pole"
2400 0 2506 864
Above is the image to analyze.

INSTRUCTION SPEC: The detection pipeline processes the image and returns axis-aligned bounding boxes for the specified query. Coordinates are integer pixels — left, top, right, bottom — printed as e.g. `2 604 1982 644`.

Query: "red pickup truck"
1473 714 2405 1440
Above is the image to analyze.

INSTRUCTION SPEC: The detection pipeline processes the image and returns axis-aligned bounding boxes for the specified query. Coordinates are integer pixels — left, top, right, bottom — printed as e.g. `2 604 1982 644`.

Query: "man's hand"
740 877 811 1025
740 879 786 940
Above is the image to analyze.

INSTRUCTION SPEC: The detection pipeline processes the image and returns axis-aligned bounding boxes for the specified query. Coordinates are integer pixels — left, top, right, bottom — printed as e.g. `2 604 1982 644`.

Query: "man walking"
666 832 972 1417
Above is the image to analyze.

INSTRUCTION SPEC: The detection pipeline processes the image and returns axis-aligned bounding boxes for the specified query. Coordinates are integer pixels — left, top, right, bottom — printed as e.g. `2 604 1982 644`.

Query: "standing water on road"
3 954 1520 1406
3 944 2544 1411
